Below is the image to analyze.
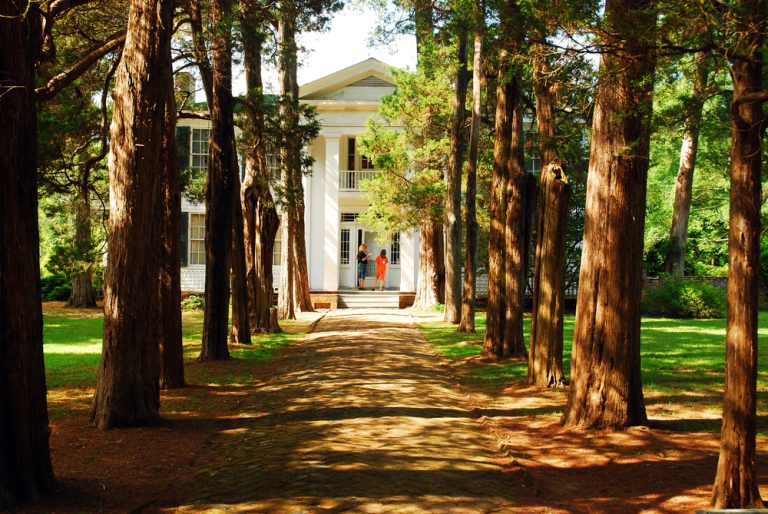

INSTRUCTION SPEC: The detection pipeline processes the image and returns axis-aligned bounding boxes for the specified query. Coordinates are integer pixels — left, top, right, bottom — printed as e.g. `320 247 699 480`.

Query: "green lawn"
43 305 306 391
420 311 768 417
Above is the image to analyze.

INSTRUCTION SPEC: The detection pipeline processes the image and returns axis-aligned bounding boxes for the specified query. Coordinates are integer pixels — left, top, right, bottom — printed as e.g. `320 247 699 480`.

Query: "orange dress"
375 255 389 279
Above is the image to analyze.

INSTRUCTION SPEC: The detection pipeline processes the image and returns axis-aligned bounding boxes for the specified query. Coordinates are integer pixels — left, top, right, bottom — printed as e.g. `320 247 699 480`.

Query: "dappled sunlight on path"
168 309 519 513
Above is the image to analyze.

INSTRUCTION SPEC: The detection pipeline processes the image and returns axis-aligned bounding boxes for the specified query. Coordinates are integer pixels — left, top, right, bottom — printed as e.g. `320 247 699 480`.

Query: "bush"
181 295 205 311
41 275 71 301
642 278 726 319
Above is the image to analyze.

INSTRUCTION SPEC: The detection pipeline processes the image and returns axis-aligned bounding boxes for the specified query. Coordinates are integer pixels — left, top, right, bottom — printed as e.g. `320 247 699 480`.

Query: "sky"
232 5 417 96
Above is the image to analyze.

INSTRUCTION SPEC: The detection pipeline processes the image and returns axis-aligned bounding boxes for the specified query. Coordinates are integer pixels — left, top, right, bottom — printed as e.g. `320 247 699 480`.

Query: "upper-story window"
347 138 356 170
524 130 541 174
191 128 210 176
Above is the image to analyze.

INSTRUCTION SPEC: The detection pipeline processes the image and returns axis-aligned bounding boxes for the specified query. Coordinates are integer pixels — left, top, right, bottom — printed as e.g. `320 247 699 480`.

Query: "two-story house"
177 58 419 307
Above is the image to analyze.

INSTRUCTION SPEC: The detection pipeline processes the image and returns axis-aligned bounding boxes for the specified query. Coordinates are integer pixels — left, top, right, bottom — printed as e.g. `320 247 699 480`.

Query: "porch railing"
340 169 375 191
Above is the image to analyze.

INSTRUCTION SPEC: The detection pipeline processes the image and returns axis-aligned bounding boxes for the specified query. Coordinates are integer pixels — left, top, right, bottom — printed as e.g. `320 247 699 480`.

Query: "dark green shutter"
179 212 189 267
176 125 191 176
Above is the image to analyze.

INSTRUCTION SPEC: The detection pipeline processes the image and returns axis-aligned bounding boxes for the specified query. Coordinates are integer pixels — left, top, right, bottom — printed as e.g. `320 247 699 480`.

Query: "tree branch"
35 31 126 101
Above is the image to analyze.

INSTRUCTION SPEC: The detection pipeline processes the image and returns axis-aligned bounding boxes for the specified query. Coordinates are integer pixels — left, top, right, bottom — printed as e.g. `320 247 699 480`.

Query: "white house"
177 58 420 307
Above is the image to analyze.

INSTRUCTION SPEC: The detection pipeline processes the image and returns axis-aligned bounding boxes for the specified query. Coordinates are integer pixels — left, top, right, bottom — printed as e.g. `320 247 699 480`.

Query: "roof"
299 58 396 100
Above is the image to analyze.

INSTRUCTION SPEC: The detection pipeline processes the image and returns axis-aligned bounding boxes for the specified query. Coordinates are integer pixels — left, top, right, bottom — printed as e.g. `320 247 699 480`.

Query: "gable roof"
299 58 396 100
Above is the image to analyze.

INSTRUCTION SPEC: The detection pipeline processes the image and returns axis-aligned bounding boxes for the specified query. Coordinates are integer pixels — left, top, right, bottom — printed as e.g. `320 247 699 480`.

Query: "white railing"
340 170 375 191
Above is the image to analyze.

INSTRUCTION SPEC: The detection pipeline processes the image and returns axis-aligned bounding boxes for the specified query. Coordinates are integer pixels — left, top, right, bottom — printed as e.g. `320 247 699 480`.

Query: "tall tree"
159 59 185 389
230 144 251 345
199 0 236 361
503 78 530 358
240 18 281 333
663 51 711 276
444 25 469 324
90 0 176 428
458 6 484 333
0 0 56 506
560 0 656 429
711 0 766 506
528 40 570 388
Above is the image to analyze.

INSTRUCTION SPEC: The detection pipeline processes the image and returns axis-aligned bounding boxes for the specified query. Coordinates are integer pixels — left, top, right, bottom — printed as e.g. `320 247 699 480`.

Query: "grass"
420 311 768 418
42 303 308 409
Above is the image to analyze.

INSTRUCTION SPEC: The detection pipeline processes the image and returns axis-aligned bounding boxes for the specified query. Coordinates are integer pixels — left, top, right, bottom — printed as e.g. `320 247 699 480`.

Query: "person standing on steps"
356 244 370 290
373 249 388 291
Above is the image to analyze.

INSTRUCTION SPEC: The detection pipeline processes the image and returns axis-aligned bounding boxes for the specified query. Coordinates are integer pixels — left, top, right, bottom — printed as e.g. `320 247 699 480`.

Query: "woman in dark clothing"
356 244 369 289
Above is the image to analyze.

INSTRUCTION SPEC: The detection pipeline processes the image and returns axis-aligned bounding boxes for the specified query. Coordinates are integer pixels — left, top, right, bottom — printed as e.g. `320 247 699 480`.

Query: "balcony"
339 169 375 192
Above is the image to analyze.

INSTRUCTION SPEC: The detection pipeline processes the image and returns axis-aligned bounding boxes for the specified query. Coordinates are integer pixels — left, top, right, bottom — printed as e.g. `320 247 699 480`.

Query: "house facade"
178 58 420 299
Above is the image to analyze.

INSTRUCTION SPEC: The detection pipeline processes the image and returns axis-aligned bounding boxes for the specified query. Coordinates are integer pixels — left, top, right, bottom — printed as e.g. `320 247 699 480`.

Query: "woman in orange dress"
373 249 389 291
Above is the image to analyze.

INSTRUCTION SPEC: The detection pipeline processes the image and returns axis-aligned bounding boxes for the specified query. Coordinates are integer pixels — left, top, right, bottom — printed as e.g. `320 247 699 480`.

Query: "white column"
324 136 341 291
400 229 418 292
303 173 311 276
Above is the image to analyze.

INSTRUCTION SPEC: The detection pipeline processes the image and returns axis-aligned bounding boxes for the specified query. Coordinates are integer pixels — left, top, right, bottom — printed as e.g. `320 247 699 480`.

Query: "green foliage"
181 295 206 311
41 275 72 301
642 279 726 319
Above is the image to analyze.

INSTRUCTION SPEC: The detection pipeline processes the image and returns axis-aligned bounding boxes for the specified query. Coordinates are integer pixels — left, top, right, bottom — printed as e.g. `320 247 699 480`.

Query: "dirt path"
168 309 517 513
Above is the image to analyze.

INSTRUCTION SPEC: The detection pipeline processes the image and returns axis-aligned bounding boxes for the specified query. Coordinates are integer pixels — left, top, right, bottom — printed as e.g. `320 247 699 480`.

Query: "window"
190 214 206 265
523 130 541 174
266 143 280 181
340 228 350 264
361 153 374 170
191 128 210 176
341 212 359 223
390 233 400 265
273 225 282 266
347 138 356 171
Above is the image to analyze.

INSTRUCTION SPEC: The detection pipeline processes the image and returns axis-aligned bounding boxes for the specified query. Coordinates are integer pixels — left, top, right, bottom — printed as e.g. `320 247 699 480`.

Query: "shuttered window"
190 214 206 265
179 212 189 267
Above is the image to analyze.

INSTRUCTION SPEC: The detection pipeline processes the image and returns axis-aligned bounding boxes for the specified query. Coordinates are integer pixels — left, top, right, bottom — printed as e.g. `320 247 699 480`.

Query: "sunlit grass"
419 310 768 417
43 303 306 393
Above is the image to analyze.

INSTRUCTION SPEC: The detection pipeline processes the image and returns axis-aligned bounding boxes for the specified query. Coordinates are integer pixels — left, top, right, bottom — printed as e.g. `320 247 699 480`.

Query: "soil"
14 306 768 513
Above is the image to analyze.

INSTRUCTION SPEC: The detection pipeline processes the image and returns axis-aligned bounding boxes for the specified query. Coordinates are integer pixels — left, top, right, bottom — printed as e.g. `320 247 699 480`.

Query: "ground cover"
415 310 768 511
33 302 317 513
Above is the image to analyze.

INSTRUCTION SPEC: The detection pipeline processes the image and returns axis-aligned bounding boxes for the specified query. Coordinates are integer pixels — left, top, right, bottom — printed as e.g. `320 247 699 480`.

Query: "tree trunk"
159 70 185 390
0 1 56 506
276 6 299 320
458 16 484 334
528 46 569 388
482 46 513 359
200 0 235 361
712 5 766 506
444 28 468 324
413 220 444 309
664 51 710 276
528 162 570 387
68 185 96 308
502 88 529 358
239 20 281 333
90 0 175 428
292 187 314 312
230 145 251 345
560 0 655 430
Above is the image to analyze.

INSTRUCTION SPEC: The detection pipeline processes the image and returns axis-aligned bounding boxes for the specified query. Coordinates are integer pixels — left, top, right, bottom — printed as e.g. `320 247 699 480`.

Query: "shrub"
181 295 205 311
642 278 726 319
41 275 71 301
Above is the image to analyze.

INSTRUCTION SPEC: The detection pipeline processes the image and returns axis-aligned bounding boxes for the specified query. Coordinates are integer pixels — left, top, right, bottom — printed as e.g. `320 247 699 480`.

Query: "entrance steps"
338 290 401 309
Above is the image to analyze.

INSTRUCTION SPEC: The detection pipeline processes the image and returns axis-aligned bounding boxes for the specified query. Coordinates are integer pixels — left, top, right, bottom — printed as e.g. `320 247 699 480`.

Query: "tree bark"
458 16 484 334
482 45 513 359
560 0 655 429
664 51 710 276
239 19 281 333
444 27 468 324
528 162 570 387
0 1 56 506
503 86 529 358
230 144 251 345
68 183 97 308
276 6 298 320
90 0 175 428
199 0 235 361
413 220 444 309
159 67 185 390
712 3 766 506
528 46 569 388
